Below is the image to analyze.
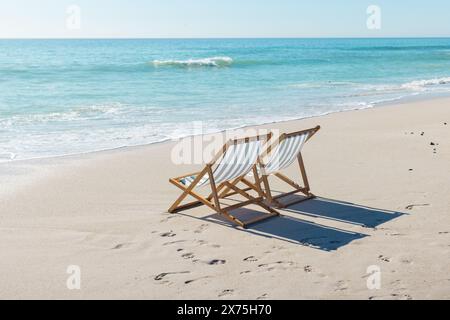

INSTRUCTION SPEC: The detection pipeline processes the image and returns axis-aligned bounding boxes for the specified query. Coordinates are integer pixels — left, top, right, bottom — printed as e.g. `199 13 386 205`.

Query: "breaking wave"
152 56 233 68
401 77 450 89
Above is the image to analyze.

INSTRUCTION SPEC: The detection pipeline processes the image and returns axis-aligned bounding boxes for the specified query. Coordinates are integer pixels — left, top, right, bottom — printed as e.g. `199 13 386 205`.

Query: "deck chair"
255 126 321 208
168 133 280 228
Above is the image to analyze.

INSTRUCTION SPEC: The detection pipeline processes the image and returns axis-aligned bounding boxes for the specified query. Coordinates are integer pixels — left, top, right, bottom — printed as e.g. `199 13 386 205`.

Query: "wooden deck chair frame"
256 126 321 208
168 133 280 228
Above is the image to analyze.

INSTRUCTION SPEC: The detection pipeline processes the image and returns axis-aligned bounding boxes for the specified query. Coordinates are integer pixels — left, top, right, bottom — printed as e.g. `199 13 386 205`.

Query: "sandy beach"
0 96 449 300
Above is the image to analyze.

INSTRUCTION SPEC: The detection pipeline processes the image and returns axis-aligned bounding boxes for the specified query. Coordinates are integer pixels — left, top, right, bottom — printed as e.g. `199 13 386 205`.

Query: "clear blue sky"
1 0 449 38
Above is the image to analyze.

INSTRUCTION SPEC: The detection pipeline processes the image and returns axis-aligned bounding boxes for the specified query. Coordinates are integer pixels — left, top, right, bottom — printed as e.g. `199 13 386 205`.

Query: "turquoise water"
1 38 450 161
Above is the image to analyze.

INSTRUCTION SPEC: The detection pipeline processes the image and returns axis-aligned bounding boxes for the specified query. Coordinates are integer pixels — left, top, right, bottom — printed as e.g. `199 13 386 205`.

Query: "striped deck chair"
256 126 321 208
168 134 280 228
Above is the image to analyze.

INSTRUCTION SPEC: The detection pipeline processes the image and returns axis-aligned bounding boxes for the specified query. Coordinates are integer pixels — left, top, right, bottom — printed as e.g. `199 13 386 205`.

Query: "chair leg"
168 181 217 213
298 153 311 194
261 175 285 208
168 168 212 213
262 175 273 202
168 182 196 213
169 199 207 213
218 210 247 228
280 193 316 207
252 166 264 198
256 157 316 209
274 172 303 192
207 183 225 201
207 165 221 212
222 180 280 228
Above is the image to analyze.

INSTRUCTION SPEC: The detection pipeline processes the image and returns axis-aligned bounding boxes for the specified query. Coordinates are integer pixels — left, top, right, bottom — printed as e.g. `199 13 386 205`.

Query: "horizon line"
1 36 450 40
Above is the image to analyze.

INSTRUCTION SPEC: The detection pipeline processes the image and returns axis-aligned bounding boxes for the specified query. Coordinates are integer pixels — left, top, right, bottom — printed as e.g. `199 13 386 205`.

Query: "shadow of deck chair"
168 133 280 228
252 126 321 208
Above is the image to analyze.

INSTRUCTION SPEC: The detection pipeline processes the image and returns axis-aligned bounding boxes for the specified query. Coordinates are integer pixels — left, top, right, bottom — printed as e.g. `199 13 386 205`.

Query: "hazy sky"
1 0 449 38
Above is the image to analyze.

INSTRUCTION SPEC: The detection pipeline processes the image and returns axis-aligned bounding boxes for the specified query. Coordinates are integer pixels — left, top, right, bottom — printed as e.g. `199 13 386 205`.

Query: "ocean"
1 38 450 161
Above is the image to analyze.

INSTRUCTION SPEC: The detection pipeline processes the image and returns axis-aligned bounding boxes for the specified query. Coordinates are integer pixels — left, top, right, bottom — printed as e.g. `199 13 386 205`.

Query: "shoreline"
2 92 450 166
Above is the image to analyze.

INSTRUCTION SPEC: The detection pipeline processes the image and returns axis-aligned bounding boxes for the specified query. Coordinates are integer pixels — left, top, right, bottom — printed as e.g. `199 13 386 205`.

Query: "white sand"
0 97 449 300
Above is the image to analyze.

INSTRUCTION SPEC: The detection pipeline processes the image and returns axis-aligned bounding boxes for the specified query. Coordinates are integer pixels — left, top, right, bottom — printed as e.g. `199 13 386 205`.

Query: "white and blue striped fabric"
180 140 263 187
261 132 309 175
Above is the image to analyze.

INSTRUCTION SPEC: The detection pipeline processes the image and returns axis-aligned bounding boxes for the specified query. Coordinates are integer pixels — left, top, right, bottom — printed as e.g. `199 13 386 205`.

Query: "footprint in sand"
386 232 406 237
405 204 430 210
218 289 234 297
304 265 313 273
163 240 186 246
243 256 258 262
397 294 413 300
196 240 220 249
374 293 412 300
378 255 391 263
160 215 180 223
160 231 176 238
258 261 294 271
182 252 195 260
335 280 349 292
111 243 133 250
194 224 209 234
208 259 226 265
154 271 190 281
184 276 211 285
401 258 413 265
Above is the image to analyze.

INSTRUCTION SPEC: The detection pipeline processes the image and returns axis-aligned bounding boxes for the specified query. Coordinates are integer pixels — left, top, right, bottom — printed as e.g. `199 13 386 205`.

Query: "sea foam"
152 56 233 68
402 77 450 90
